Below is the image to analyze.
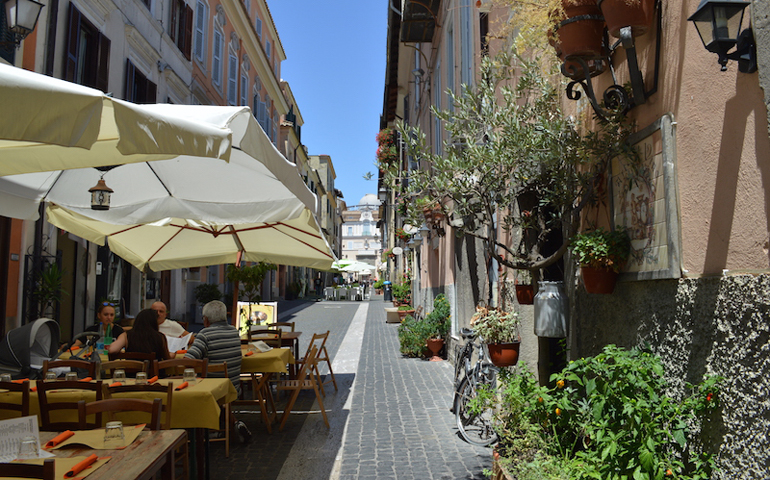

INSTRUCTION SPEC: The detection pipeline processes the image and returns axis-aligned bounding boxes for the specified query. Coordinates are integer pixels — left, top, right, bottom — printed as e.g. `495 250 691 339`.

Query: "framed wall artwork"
236 301 277 331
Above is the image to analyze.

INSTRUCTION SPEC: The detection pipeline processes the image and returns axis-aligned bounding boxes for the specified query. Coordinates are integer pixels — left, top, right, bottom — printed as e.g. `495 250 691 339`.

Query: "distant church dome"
359 193 379 208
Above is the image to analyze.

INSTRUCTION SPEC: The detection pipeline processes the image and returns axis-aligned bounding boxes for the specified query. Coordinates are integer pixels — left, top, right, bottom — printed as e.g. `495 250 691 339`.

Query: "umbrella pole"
231 249 244 327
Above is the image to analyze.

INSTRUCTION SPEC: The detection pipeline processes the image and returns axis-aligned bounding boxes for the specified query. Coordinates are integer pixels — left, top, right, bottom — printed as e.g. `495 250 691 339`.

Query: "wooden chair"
233 365 275 435
155 358 208 378
276 345 329 431
296 331 338 394
77 398 163 430
107 383 173 430
0 379 30 417
101 359 148 378
245 328 281 347
108 352 157 376
42 359 96 379
1 459 55 480
268 321 295 332
206 361 230 456
37 380 104 431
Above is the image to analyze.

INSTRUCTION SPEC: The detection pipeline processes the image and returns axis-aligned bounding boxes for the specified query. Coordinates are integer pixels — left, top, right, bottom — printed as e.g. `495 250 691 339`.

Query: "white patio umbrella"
46 205 334 271
0 63 237 176
341 261 377 273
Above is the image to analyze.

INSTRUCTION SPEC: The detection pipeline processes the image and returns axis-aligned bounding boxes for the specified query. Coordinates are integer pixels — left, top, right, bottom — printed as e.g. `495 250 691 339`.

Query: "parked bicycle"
451 327 498 446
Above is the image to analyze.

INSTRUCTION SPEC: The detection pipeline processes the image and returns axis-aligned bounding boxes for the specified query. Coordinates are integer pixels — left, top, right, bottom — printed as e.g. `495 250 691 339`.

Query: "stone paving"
206 295 492 479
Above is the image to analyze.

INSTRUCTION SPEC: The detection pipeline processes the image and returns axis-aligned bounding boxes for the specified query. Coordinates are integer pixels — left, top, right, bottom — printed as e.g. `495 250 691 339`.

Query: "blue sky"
268 1 388 209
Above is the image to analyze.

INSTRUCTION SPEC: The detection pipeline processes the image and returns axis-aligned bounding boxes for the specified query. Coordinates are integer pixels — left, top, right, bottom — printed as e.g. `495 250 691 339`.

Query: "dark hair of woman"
126 309 169 360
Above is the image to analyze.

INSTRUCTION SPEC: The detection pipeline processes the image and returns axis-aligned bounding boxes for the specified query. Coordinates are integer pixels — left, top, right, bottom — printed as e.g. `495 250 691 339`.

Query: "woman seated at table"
108 308 172 361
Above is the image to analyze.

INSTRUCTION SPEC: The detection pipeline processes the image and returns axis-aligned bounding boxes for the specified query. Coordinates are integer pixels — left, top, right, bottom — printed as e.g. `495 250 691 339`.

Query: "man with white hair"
185 300 251 443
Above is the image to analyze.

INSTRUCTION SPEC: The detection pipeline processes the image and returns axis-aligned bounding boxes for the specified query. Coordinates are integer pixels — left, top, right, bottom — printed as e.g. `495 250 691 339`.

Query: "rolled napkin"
11 379 29 383
45 430 74 448
244 351 255 357
109 382 122 387
148 376 159 384
64 453 99 478
69 346 81 351
176 350 187 354
30 386 37 392
174 381 189 391
79 377 93 382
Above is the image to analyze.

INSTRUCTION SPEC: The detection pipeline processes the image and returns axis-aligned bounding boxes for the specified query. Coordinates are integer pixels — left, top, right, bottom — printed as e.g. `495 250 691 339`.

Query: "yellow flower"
555 408 561 416
556 379 565 389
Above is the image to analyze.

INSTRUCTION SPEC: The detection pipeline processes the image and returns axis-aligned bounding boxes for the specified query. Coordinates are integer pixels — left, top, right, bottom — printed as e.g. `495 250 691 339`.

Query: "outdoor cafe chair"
42 359 96 379
323 287 335 300
77 397 163 430
244 328 282 347
107 382 173 430
154 358 208 378
37 380 105 431
206 361 230 456
276 345 329 431
268 322 295 332
1 458 55 480
101 359 148 378
295 331 337 394
108 352 157 376
0 379 30 417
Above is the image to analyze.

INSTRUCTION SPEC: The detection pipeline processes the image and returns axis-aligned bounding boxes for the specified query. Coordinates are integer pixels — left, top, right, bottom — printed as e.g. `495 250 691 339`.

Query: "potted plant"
570 227 631 294
373 279 384 295
397 304 416 321
395 227 411 242
597 0 656 39
392 282 412 307
551 0 607 78
514 270 535 305
471 306 521 367
381 248 394 262
423 294 451 361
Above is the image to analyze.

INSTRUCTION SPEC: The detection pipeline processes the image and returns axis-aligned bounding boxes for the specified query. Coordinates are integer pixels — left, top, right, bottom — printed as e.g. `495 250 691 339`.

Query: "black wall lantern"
3 0 44 46
688 0 757 73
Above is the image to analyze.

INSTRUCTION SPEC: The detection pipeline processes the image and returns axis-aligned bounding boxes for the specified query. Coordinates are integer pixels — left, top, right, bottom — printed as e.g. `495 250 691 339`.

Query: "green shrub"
489 345 722 480
397 315 428 357
570 227 631 272
373 280 384 290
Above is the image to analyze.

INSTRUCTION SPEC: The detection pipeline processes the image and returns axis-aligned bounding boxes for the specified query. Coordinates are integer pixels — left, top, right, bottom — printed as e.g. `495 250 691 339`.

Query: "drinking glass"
135 372 148 385
16 436 39 460
0 373 12 383
103 421 125 448
113 369 126 384
65 372 78 382
183 368 196 384
45 371 58 382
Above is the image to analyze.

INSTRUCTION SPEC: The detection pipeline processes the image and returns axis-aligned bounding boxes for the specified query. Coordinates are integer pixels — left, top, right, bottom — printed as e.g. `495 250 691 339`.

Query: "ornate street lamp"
688 0 756 72
4 0 44 46
89 177 113 210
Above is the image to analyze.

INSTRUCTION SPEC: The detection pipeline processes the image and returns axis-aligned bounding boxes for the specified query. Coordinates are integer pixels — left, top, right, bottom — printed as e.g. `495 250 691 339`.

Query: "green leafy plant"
193 283 222 304
392 282 412 305
226 262 276 332
423 294 451 340
395 227 411 241
35 262 66 315
570 227 631 272
489 345 722 480
397 294 452 355
471 305 520 344
381 248 394 262
373 279 384 290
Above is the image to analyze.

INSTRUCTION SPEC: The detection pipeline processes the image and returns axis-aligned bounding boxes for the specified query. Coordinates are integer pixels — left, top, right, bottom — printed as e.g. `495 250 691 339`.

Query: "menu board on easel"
236 301 278 331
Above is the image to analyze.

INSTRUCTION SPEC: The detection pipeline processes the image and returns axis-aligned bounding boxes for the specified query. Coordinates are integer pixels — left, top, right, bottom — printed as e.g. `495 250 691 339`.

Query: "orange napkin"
64 453 99 478
174 381 189 391
244 351 255 356
176 350 187 354
79 377 93 382
45 430 74 449
69 346 81 351
148 376 159 384
109 382 122 387
30 386 37 392
11 379 29 384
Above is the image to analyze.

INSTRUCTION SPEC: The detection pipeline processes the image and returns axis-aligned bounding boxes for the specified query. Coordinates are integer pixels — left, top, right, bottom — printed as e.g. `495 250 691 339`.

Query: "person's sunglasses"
101 302 116 306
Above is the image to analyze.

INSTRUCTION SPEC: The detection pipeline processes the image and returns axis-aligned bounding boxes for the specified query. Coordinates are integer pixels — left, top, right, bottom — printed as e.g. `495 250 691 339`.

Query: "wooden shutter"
64 4 81 83
95 32 111 92
169 0 178 43
183 5 193 60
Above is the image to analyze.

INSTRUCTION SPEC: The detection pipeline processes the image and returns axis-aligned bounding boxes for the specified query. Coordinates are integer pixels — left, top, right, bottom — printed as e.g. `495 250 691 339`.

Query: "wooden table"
245 331 301 376
38 429 187 480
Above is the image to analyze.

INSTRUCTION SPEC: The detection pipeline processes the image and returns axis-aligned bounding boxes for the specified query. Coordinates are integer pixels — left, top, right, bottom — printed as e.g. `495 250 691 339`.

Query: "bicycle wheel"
454 370 498 446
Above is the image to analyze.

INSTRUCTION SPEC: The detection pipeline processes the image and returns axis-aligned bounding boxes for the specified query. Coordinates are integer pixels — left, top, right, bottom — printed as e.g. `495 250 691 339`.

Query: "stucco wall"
755 0 770 140
571 274 770 479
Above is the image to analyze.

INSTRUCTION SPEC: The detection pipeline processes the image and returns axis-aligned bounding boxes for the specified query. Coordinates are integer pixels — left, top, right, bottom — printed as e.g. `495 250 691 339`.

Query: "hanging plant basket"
581 266 619 294
487 342 521 367
597 0 656 39
552 0 607 79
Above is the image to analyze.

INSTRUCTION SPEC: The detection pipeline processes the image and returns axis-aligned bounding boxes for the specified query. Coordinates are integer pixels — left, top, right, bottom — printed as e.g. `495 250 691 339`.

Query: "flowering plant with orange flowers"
474 345 722 480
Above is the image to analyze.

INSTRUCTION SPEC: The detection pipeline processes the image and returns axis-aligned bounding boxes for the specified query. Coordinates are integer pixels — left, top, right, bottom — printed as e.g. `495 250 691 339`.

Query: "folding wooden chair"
42 359 96 379
155 358 208 378
108 352 157 376
107 382 173 430
101 359 148 378
2 459 55 479
295 331 338 394
233 366 274 435
0 379 30 417
206 361 230 456
276 345 329 431
37 380 104 431
77 398 163 430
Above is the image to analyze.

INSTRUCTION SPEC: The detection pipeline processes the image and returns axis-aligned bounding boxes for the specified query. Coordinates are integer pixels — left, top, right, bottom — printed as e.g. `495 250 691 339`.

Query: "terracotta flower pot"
426 338 444 361
515 284 535 305
487 342 521 367
552 0 607 79
397 309 415 321
598 0 656 39
581 266 619 294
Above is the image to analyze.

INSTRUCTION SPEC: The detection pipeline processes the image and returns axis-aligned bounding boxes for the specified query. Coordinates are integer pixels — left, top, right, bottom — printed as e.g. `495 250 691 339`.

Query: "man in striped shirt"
185 300 251 443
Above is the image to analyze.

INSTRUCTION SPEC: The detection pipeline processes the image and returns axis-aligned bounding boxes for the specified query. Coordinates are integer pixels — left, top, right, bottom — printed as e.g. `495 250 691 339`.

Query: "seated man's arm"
184 334 207 359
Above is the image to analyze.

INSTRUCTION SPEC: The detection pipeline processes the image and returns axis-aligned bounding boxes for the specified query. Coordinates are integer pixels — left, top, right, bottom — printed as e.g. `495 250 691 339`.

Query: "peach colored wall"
570 0 770 276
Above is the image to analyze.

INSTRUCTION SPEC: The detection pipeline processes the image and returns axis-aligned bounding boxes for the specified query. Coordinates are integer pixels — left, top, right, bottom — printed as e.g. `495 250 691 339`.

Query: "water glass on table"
113 369 126 384
183 368 196 385
65 372 79 382
104 421 125 448
0 373 12 382
44 371 58 382
16 436 39 459
135 372 148 385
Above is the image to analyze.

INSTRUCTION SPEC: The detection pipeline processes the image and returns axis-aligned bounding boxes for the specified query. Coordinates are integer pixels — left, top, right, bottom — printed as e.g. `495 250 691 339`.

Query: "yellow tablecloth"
0 378 236 430
241 347 295 374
